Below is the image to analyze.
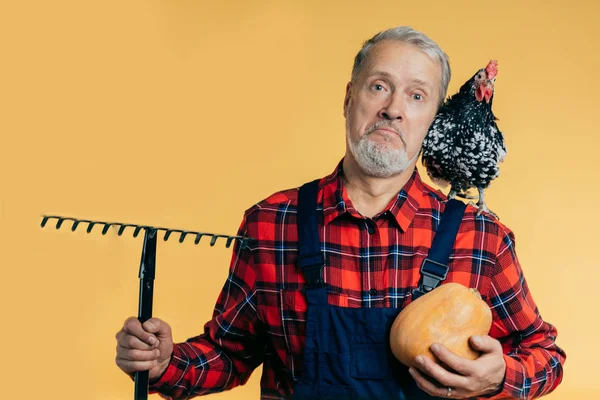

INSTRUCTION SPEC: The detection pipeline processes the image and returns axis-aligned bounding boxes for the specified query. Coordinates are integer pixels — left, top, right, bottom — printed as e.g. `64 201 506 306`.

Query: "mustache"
364 120 406 147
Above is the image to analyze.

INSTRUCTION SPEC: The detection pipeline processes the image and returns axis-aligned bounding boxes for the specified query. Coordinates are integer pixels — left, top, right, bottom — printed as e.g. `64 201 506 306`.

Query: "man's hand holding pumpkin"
408 335 506 398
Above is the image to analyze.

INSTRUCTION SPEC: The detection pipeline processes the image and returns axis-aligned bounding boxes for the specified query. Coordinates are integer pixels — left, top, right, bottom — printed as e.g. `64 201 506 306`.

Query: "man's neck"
342 157 415 218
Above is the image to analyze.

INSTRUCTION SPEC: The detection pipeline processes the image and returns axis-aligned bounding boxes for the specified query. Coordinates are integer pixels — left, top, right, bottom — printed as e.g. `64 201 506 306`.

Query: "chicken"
421 60 507 219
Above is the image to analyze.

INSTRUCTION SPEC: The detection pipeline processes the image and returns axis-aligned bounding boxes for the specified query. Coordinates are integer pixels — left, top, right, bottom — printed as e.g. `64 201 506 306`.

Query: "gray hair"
351 26 451 105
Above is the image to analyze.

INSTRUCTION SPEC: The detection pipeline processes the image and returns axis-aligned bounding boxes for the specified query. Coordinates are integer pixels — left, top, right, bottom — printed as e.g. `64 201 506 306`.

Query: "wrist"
150 355 172 384
483 359 507 397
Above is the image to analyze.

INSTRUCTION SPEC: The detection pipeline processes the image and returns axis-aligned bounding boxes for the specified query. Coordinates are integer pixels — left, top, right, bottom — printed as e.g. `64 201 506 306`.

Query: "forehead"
359 40 441 88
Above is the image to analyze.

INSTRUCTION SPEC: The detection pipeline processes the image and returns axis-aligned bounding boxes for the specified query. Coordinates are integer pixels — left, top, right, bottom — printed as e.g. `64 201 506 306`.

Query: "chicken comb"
485 60 498 80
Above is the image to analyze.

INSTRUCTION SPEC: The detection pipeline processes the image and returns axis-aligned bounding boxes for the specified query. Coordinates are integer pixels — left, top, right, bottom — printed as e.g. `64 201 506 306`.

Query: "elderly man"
115 26 565 400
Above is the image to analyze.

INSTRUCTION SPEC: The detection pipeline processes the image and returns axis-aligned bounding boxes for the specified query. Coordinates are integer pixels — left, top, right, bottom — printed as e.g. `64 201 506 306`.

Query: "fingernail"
431 344 440 353
153 360 158 366
148 336 157 346
408 367 415 376
416 356 424 365
145 322 155 331
472 336 481 345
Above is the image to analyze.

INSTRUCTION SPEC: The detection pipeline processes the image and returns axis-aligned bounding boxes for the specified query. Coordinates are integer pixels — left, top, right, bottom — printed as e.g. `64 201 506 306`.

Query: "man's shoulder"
462 204 514 237
453 201 519 252
418 179 515 241
236 179 325 244
244 185 301 217
241 177 325 224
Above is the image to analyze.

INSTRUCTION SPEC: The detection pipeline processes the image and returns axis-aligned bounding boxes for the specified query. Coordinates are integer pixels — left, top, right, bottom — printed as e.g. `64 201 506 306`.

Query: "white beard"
346 121 419 178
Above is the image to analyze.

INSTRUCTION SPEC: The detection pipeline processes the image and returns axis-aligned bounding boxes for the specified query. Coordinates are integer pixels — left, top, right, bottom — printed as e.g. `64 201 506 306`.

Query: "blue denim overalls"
290 179 466 400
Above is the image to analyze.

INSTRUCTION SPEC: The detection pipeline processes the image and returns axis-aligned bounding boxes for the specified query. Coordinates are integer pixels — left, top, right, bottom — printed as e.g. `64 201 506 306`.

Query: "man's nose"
378 93 405 121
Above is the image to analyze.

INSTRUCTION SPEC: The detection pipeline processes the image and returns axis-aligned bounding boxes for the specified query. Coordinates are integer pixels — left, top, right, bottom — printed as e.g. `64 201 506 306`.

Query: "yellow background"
1 1 598 399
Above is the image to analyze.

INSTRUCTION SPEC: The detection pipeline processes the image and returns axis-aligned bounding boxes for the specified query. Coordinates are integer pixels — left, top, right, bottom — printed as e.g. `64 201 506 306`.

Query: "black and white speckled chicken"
421 60 507 219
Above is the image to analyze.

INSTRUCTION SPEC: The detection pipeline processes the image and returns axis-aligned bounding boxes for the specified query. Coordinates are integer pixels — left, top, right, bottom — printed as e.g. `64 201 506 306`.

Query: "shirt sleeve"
482 227 566 400
148 212 265 399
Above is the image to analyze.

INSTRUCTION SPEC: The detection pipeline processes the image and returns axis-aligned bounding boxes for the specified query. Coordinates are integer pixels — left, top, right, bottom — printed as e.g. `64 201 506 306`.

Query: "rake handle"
135 229 157 400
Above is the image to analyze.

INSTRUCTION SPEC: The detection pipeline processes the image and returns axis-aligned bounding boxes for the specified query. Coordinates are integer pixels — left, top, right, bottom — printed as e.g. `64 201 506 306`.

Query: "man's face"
344 40 442 178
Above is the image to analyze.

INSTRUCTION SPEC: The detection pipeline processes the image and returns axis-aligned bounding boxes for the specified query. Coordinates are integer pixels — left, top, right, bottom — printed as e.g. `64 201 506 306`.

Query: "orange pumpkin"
389 282 492 368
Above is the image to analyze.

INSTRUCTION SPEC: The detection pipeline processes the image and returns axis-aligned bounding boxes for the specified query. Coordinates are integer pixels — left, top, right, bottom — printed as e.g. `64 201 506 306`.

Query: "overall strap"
412 199 467 299
297 179 325 287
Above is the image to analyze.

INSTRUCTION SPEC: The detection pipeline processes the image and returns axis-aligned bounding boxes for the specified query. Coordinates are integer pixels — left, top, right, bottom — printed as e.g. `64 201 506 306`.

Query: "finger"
122 317 159 346
116 358 159 374
117 344 160 362
409 367 467 398
430 343 476 376
116 330 156 350
142 318 172 339
470 335 502 354
413 353 470 389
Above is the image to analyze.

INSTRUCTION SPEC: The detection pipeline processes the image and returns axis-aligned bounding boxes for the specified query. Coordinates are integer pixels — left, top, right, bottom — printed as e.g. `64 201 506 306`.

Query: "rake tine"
72 219 90 232
133 226 143 238
209 234 231 247
103 222 122 235
87 221 98 233
194 233 205 245
117 224 138 236
56 218 67 230
179 231 189 243
163 229 181 242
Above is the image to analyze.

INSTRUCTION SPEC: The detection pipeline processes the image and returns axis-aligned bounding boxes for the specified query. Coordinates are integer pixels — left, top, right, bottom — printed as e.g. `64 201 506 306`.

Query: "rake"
40 215 251 400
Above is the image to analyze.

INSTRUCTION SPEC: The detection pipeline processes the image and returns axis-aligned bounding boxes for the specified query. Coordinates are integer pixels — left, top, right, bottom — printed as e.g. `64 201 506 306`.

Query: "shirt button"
368 226 375 234
369 288 377 295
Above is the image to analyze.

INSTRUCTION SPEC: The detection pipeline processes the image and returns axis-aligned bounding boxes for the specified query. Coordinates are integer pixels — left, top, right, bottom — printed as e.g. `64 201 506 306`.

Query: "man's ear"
343 82 352 118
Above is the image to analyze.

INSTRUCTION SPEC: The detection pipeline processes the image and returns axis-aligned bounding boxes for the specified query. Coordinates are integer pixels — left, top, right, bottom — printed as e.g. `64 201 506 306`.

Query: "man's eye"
372 84 384 91
412 93 423 101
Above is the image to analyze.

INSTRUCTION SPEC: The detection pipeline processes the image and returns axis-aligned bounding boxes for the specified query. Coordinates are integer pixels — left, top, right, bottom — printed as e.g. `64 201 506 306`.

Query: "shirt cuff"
479 354 524 400
148 344 186 394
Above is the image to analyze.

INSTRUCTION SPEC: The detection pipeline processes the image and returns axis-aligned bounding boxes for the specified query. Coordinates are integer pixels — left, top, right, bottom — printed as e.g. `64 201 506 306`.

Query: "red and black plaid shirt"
150 160 565 400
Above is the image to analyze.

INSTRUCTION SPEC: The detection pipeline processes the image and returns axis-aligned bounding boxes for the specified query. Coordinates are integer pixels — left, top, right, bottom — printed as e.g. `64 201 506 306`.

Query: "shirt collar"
321 159 425 232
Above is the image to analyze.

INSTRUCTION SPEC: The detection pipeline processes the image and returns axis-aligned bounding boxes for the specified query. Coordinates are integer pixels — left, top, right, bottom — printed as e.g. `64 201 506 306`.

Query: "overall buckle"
298 252 325 287
412 258 448 299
